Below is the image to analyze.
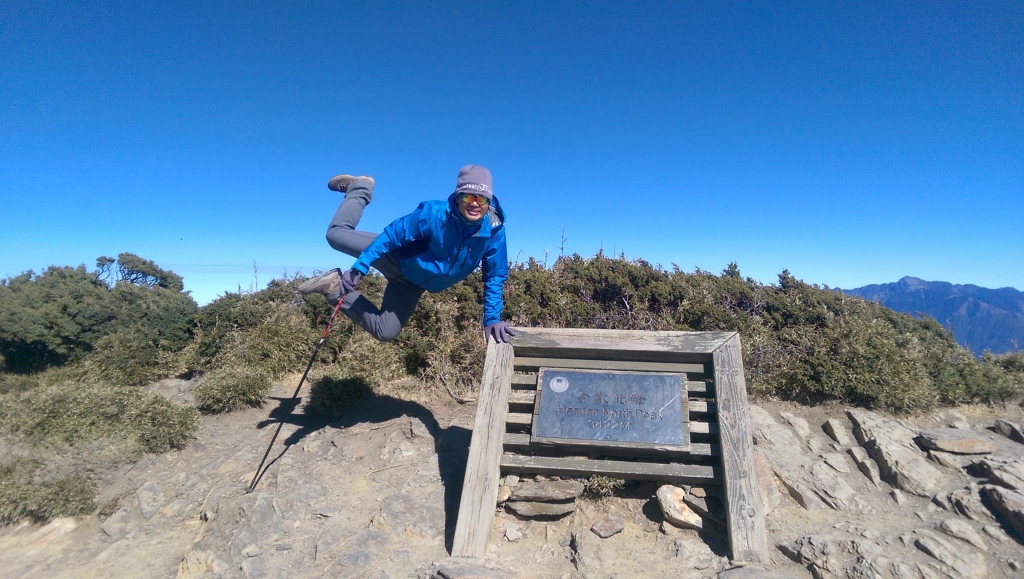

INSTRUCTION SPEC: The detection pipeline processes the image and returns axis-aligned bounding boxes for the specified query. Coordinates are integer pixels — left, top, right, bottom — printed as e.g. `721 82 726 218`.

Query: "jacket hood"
448 192 505 231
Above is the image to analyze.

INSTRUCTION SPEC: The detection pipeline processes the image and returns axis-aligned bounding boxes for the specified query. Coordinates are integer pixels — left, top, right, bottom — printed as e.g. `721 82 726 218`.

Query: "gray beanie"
454 165 493 200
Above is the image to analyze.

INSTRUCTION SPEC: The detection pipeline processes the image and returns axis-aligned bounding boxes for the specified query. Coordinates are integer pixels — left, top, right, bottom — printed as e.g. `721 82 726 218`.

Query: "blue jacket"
352 194 509 326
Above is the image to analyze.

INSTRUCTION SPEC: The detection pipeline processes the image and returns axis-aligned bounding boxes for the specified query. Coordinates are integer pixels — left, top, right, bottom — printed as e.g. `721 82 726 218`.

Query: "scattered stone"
590 516 624 538
503 523 522 542
504 475 520 487
947 486 990 522
780 412 811 438
753 452 781 515
914 532 987 579
506 500 576 517
241 557 266 579
657 485 703 529
434 562 511 579
275 543 291 551
931 493 952 511
928 450 963 470
242 545 261 557
806 436 826 455
980 485 1024 540
315 505 340 518
982 525 1008 542
945 410 971 430
847 409 943 497
689 486 707 498
683 494 725 525
1009 560 1022 571
822 419 851 446
717 567 800 578
508 480 584 502
821 451 851 474
915 428 996 455
994 418 1024 443
136 482 166 520
891 489 905 505
938 518 987 551
972 458 1024 491
496 486 511 504
847 446 882 486
409 417 432 439
100 506 141 538
774 471 827 511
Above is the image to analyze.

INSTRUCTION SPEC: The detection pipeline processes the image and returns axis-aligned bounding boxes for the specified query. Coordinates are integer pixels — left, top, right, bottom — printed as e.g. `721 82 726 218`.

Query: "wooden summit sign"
451 328 766 564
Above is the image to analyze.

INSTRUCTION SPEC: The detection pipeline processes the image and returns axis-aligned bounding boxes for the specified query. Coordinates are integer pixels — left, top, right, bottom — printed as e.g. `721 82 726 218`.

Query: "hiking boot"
299 268 342 300
327 174 375 193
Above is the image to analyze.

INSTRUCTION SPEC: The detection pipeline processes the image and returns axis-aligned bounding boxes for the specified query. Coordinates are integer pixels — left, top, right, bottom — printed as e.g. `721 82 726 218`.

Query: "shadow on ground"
250 391 471 553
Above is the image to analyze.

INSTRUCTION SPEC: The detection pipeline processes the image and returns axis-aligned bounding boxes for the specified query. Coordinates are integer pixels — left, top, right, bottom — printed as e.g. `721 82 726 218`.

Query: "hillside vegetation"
1 253 1023 524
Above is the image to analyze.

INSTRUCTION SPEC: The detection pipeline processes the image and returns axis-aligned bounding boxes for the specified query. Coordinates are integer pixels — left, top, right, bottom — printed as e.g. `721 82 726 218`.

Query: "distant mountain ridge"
842 276 1024 355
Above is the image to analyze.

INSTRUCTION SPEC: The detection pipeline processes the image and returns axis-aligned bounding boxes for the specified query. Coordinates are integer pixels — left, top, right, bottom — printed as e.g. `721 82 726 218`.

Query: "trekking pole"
246 298 345 493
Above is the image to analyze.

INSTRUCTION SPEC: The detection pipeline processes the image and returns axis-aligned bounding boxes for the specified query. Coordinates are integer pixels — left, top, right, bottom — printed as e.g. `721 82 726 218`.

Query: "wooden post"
451 339 515 558
713 334 766 563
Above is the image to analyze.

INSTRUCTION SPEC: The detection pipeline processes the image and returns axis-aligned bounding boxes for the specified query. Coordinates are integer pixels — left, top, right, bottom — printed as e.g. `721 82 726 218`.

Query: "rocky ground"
1 375 1024 579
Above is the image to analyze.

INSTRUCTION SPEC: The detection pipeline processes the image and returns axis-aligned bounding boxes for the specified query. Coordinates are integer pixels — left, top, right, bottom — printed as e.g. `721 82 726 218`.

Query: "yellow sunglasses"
457 193 490 206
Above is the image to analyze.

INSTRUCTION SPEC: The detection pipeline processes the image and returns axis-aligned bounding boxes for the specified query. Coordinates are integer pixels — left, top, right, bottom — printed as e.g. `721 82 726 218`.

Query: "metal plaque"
531 368 689 452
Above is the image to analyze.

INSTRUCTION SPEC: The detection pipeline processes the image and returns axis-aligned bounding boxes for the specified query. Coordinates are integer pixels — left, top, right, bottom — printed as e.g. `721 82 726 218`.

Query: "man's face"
456 193 489 222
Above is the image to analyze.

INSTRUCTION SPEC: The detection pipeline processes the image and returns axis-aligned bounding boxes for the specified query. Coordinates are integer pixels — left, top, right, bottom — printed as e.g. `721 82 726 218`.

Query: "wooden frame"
451 328 766 564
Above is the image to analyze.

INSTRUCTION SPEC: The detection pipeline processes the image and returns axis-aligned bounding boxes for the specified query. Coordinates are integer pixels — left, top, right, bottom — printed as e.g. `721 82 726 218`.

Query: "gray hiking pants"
326 179 425 342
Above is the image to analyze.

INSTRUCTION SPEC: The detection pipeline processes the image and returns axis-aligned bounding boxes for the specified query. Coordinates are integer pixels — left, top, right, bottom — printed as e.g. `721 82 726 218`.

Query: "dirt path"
2 378 1024 578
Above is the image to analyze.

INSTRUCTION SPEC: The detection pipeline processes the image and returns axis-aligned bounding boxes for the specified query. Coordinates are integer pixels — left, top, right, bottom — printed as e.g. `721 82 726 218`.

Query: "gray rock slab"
590 516 624 538
973 458 1024 491
914 532 987 579
753 451 782 514
336 549 376 579
136 482 166 520
657 485 703 529
822 419 851 446
938 518 987 551
853 415 943 497
947 486 990 522
508 480 584 501
916 428 996 455
847 446 882 486
506 500 576 517
779 411 811 438
980 485 1024 540
435 562 512 579
821 451 851 474
100 506 142 538
718 567 800 578
684 494 725 525
377 489 445 539
241 557 266 579
994 418 1024 443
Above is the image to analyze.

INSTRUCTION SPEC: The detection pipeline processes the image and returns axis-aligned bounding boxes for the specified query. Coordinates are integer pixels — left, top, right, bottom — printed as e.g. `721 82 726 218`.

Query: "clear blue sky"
2 1 1021 305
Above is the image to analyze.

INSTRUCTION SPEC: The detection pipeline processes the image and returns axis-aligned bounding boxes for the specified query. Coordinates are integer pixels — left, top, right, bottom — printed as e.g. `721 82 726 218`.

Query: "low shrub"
0 379 199 454
0 459 96 524
306 376 373 417
193 366 271 414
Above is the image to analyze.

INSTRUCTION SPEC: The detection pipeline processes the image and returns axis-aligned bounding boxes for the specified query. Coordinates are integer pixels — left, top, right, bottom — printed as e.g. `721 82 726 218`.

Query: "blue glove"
484 321 516 343
340 268 363 295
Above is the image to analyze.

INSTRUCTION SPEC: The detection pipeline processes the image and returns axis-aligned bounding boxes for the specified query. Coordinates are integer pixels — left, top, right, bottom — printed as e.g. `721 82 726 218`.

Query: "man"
299 165 515 344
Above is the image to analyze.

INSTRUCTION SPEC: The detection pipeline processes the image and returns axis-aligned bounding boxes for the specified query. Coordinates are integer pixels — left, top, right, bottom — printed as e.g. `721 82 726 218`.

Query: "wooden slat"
500 454 721 484
503 432 718 457
505 412 717 435
514 357 705 374
511 327 734 356
508 392 713 413
510 372 715 397
509 391 537 405
451 340 515 558
511 373 537 385
713 334 766 563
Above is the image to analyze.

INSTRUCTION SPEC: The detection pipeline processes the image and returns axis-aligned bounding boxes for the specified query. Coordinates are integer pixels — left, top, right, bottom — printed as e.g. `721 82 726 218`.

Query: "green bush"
0 459 96 524
193 366 271 414
306 376 373 417
0 255 197 376
0 379 199 454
